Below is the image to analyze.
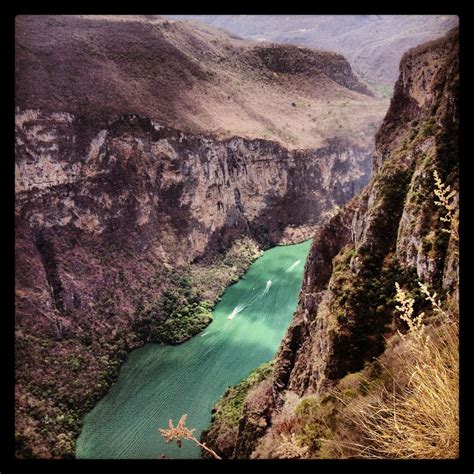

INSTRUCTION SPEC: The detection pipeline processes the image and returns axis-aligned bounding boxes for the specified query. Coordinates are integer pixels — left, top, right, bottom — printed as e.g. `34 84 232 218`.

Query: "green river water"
76 239 312 459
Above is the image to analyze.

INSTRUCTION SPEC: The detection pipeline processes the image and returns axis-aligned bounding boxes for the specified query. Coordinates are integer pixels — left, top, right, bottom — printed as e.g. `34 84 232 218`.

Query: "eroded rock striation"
15 111 371 334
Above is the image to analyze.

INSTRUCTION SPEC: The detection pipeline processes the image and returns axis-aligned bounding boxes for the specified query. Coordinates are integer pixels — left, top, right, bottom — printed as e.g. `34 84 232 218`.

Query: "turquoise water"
76 239 312 459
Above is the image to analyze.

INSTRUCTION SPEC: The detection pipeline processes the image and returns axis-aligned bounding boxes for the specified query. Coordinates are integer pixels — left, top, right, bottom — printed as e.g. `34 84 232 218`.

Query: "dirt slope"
16 15 387 150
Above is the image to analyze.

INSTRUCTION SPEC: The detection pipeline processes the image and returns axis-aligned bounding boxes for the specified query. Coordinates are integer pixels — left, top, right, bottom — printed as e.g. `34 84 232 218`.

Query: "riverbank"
16 236 261 458
76 240 312 458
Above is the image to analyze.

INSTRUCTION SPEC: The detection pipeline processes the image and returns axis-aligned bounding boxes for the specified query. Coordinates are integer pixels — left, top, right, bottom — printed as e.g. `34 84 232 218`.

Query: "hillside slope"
170 15 458 87
202 27 459 459
16 15 386 150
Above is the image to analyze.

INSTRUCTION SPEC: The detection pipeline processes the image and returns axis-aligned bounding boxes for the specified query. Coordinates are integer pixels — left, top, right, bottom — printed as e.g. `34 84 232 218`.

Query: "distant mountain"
168 15 458 87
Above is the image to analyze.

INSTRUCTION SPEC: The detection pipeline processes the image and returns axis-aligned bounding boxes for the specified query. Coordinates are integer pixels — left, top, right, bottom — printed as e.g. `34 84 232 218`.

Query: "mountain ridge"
16 14 386 151
169 15 458 87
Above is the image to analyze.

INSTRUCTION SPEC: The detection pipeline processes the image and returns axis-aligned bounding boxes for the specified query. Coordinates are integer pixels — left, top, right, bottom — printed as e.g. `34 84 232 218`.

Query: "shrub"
199 361 274 458
419 117 438 137
294 397 336 453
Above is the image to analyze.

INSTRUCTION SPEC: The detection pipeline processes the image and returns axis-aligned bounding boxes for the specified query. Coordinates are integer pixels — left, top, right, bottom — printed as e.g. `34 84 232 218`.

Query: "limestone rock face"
15 109 371 338
273 25 458 401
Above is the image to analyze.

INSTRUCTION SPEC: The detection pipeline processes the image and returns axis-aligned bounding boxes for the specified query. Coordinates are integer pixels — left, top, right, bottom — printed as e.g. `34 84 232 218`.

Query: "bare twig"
159 414 223 459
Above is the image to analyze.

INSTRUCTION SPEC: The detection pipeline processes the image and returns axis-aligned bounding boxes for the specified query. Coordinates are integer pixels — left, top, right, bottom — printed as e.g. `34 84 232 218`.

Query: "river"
76 239 312 459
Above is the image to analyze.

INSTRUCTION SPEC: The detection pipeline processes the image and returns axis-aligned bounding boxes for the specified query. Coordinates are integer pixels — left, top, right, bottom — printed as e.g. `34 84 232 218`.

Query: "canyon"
15 15 385 458
14 15 458 460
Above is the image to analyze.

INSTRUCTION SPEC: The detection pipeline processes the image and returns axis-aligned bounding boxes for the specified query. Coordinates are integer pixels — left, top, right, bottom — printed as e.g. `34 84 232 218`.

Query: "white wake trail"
261 280 272 296
285 260 301 272
227 303 247 320
227 280 273 320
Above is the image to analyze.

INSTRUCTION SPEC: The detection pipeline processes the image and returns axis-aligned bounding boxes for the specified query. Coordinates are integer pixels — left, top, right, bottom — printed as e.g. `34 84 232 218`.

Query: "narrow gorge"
14 15 459 461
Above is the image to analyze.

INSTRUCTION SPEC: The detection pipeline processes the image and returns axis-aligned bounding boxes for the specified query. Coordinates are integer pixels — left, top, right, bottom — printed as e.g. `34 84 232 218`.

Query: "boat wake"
261 280 272 296
227 303 247 320
227 280 273 320
285 260 301 272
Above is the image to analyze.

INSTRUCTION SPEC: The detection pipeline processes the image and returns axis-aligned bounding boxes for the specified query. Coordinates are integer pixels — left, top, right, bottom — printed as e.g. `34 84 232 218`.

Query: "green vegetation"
361 79 393 99
200 361 274 456
15 328 138 458
132 272 213 344
329 245 431 378
294 396 337 454
419 116 438 137
132 237 261 344
15 236 261 458
210 361 274 429
325 143 420 376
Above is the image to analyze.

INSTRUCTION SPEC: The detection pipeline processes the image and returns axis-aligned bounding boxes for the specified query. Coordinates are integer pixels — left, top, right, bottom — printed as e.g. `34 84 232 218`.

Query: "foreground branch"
159 414 223 459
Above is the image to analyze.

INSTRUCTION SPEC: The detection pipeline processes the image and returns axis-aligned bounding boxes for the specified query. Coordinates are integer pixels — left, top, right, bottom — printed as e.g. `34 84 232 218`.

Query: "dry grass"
331 168 460 459
340 284 459 459
433 169 459 244
170 15 458 86
274 433 309 459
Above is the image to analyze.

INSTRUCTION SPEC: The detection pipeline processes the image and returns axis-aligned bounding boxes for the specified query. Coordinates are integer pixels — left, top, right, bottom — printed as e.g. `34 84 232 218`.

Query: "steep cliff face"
204 27 459 458
15 109 371 332
275 24 458 403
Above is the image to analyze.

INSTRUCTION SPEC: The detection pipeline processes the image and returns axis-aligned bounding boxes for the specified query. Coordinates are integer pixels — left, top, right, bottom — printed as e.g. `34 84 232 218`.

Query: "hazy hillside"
168 15 458 87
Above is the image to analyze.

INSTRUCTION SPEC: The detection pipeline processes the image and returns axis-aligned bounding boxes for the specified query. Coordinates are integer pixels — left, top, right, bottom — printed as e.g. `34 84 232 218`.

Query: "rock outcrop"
274 25 458 403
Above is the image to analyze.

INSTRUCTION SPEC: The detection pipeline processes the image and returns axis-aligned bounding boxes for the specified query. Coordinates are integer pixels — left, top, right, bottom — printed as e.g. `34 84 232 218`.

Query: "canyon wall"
15 110 371 336
14 14 386 458
203 27 459 458
15 108 371 458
